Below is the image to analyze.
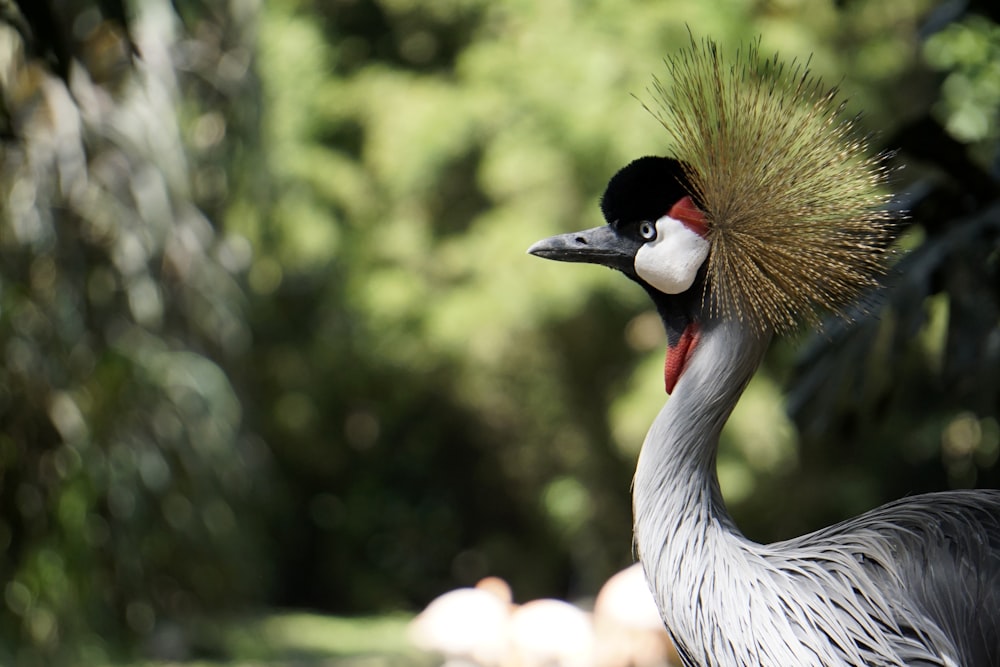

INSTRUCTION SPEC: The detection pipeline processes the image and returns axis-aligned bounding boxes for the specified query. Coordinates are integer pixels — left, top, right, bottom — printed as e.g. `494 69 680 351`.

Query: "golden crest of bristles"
648 36 895 334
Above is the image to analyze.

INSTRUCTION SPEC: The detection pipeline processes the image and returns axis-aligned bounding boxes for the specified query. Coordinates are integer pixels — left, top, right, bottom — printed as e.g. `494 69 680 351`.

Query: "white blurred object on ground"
410 569 679 667
593 564 678 667
509 597 595 667
408 577 513 667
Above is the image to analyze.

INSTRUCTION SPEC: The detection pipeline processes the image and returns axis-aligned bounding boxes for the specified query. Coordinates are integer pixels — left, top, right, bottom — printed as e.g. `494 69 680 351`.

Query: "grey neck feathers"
633 315 770 539
632 315 771 654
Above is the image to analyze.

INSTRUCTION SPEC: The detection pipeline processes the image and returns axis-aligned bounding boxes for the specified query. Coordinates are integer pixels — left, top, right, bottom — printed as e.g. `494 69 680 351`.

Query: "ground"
108 612 432 667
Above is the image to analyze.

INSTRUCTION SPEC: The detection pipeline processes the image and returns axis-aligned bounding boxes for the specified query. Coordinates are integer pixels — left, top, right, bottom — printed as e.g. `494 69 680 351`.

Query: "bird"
408 576 513 667
409 576 597 667
592 563 679 667
508 597 595 667
528 35 1000 667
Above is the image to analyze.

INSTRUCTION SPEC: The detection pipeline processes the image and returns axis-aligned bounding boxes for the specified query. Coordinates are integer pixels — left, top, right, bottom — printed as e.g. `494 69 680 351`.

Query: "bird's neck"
632 315 770 641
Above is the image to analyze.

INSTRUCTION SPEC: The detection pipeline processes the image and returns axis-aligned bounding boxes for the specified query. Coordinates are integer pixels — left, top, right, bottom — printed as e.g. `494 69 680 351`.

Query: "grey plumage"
633 315 1000 667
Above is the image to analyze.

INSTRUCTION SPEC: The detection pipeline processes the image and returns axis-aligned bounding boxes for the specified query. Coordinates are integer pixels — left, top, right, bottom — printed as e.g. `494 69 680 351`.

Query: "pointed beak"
527 225 639 274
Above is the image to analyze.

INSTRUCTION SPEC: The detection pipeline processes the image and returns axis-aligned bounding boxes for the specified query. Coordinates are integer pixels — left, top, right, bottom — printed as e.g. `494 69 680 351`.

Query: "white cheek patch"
634 215 710 294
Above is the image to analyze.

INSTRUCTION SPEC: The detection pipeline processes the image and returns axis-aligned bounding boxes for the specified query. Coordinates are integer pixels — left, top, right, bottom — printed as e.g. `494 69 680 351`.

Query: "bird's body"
529 36 1000 667
634 314 1000 666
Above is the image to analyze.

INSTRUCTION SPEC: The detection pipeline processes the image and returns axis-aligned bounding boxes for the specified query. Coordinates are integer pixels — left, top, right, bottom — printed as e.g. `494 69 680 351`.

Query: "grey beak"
527 225 639 273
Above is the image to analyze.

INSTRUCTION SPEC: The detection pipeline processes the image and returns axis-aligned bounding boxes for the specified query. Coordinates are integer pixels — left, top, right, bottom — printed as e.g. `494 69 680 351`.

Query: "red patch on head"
668 196 707 238
664 322 700 394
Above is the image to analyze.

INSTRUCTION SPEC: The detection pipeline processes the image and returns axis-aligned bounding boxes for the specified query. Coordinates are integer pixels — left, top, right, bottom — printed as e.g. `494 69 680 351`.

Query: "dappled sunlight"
0 0 997 663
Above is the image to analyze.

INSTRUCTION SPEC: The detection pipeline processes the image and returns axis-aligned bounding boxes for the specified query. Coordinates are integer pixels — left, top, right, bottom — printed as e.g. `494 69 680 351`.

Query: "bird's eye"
639 221 657 241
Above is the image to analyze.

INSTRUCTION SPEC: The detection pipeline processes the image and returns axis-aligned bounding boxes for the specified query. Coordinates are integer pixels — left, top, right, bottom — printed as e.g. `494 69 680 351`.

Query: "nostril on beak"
575 236 588 245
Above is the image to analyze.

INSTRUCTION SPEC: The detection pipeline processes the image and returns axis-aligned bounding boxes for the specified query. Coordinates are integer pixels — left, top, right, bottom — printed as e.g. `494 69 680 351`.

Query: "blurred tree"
780 7 1000 535
0 0 271 662
0 0 997 661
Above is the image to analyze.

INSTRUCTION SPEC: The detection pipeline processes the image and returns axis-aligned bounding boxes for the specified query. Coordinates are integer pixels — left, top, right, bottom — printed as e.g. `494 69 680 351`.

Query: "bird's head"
529 36 896 394
529 156 708 292
528 156 709 393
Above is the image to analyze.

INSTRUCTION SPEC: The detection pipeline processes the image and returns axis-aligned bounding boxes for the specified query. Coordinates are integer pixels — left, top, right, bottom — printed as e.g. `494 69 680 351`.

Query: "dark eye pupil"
640 222 656 240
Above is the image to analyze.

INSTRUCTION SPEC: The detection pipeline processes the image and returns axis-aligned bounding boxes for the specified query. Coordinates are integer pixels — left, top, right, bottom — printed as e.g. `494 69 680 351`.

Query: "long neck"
632 315 770 643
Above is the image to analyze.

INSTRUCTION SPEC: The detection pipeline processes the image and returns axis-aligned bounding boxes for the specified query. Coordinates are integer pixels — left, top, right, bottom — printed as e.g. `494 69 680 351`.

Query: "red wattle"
664 323 700 394
668 196 708 238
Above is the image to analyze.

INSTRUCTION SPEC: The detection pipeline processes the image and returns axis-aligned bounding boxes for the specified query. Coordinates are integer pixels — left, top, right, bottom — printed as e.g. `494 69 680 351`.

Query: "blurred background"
0 0 997 664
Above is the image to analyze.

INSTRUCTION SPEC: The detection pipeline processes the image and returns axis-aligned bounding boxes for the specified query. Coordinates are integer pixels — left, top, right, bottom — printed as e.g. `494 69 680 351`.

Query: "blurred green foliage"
925 14 1000 145
0 1 270 663
0 0 997 663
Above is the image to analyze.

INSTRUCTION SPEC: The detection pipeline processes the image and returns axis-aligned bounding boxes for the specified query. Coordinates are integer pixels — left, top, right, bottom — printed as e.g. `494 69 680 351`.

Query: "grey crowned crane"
529 37 1000 667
